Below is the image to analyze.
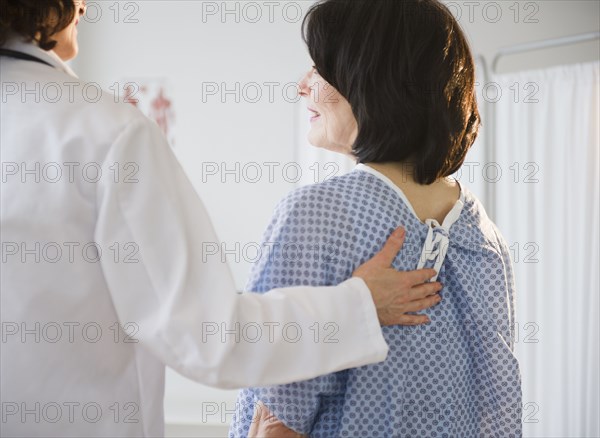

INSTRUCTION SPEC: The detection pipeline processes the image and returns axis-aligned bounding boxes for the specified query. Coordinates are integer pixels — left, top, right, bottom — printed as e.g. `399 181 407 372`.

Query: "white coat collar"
3 36 78 79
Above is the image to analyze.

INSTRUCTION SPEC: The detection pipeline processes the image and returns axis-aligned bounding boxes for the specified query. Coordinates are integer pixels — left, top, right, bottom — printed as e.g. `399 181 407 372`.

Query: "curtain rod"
474 32 598 219
492 31 600 73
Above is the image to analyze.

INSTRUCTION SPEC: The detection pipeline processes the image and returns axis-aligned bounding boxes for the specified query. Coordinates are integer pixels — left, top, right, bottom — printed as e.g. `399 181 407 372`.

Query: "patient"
229 0 522 436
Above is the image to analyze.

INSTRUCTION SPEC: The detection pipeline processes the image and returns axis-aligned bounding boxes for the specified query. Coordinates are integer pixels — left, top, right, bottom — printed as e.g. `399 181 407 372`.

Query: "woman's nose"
298 70 313 97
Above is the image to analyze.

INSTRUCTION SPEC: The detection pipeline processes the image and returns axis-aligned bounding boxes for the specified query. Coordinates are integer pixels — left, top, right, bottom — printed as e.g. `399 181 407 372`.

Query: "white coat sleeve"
95 115 389 389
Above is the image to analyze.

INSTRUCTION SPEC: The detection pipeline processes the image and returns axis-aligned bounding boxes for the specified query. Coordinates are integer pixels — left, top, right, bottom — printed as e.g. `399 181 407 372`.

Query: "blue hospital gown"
229 164 522 438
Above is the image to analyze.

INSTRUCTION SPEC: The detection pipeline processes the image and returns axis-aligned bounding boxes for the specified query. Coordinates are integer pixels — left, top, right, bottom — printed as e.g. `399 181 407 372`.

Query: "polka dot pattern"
229 168 522 437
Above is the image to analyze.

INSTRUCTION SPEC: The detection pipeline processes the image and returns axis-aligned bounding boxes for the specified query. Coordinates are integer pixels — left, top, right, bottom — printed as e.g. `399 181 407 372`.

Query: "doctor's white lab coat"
0 40 388 437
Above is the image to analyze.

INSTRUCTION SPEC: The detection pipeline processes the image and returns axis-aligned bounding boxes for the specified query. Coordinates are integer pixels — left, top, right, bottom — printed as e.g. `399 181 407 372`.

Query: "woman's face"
298 67 357 155
52 0 87 61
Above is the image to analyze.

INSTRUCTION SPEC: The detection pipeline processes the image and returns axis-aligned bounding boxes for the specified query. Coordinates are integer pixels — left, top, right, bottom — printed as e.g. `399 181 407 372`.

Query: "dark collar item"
0 48 54 67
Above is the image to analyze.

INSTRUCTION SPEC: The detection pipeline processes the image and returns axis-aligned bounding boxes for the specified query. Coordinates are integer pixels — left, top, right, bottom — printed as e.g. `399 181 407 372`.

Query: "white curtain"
492 61 599 437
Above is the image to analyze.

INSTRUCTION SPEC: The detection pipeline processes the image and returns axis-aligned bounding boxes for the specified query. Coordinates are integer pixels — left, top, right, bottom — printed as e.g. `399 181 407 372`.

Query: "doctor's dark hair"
0 0 77 50
302 0 481 185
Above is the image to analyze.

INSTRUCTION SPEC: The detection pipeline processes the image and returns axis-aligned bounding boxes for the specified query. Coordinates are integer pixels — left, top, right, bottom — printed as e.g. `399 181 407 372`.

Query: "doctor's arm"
95 116 442 389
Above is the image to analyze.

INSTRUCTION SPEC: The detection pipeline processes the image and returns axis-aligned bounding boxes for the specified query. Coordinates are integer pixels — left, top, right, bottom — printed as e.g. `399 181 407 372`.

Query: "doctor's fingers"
379 291 441 326
400 293 442 315
382 296 441 326
408 281 443 302
401 268 439 287
396 313 432 326
371 226 406 266
248 401 305 438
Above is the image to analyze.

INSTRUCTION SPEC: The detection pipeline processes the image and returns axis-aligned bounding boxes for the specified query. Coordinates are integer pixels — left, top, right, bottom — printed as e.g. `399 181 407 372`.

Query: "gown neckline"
354 163 465 230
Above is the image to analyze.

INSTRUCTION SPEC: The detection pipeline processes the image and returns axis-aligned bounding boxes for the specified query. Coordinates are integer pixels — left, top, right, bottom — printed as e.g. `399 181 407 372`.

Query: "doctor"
0 1 443 436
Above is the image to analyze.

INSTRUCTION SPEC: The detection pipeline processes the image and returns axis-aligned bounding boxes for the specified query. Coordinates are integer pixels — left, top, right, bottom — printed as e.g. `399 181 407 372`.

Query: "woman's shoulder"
267 171 371 238
275 170 364 210
454 186 510 256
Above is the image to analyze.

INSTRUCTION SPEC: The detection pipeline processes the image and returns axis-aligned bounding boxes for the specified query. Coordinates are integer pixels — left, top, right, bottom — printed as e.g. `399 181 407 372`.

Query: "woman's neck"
363 162 461 224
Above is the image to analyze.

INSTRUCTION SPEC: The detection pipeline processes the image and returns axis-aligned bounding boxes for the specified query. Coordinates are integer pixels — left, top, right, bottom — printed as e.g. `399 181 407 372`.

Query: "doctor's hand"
352 227 442 326
248 401 306 438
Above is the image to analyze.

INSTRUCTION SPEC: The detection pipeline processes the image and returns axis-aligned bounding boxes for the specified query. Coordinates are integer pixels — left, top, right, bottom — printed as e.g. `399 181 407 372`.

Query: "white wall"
72 1 599 436
457 0 599 74
75 0 317 291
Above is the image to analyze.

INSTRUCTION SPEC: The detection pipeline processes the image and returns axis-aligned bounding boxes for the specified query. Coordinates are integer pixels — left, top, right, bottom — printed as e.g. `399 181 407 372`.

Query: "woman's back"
230 165 522 437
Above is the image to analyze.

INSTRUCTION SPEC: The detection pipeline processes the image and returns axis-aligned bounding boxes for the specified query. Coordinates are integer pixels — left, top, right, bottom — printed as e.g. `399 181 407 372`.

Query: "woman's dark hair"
302 0 481 185
0 0 77 51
